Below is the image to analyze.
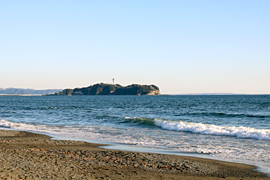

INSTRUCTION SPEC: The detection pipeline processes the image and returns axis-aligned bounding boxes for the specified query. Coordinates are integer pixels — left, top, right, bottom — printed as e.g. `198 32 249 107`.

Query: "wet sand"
0 130 269 180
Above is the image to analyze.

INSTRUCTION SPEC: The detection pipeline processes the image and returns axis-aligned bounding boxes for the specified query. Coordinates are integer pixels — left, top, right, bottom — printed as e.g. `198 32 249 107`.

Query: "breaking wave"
125 117 270 140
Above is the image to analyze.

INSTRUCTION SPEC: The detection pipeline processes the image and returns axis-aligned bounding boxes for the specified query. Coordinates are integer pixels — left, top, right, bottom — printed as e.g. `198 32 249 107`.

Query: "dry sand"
0 129 269 180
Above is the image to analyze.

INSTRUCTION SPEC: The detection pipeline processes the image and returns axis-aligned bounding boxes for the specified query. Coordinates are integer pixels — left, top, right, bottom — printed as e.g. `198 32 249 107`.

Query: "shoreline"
0 129 269 179
101 143 270 176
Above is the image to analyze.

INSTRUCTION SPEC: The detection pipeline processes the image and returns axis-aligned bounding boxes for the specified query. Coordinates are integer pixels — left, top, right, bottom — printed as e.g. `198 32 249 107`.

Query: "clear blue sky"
1 0 269 94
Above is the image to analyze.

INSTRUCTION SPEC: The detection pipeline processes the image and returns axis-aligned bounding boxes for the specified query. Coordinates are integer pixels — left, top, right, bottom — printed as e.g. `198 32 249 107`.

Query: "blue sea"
0 95 269 174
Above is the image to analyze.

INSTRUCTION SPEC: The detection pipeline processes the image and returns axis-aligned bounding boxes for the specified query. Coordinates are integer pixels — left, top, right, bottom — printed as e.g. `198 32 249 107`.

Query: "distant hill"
51 83 161 96
0 88 62 95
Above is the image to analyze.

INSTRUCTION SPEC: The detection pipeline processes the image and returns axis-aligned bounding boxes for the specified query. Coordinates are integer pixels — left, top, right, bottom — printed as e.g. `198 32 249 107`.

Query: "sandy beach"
0 129 268 180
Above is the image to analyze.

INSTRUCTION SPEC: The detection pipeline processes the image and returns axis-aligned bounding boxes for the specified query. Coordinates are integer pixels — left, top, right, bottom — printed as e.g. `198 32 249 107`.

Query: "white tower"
112 78 115 85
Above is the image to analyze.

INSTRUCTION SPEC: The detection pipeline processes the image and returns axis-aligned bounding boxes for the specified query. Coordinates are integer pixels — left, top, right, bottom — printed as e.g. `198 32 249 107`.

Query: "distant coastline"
0 88 62 95
0 94 43 96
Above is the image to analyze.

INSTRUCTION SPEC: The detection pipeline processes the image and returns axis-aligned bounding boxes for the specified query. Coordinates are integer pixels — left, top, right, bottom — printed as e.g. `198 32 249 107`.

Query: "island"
51 83 161 96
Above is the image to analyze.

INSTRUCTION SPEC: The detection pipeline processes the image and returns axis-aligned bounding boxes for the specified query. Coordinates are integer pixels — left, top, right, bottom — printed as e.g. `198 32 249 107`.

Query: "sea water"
0 95 269 174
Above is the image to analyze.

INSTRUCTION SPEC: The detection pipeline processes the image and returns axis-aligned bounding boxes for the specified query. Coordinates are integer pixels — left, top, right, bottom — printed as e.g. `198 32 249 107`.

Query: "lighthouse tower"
112 78 115 85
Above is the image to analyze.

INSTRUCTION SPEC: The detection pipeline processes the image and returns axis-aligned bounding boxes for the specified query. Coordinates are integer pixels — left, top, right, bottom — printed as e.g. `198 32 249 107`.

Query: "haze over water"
0 95 269 173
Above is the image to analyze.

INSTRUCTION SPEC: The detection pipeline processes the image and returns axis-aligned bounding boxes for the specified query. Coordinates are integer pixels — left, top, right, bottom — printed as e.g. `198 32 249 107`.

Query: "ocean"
0 95 269 174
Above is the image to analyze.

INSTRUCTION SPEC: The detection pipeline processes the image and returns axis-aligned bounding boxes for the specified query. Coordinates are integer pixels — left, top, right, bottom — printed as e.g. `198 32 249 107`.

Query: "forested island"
51 83 161 96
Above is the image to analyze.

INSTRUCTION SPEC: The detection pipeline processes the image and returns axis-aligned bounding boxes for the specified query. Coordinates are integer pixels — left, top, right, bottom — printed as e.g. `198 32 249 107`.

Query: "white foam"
125 116 141 119
0 119 111 142
154 119 270 140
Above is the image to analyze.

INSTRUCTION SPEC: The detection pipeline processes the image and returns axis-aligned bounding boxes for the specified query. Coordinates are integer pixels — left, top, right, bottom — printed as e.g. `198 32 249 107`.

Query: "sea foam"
154 119 270 140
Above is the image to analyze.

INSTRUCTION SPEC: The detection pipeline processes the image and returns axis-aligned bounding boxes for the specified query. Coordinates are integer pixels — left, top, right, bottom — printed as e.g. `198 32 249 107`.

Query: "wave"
124 117 156 125
125 117 270 140
155 119 270 140
174 112 269 119
0 119 50 132
1 118 270 141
